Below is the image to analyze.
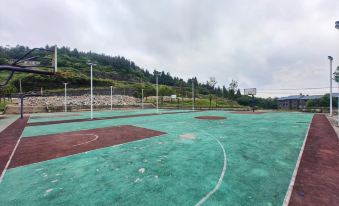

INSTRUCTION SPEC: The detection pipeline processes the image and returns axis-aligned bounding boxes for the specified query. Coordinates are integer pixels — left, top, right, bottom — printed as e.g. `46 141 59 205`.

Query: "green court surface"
0 110 313 206
0 115 19 132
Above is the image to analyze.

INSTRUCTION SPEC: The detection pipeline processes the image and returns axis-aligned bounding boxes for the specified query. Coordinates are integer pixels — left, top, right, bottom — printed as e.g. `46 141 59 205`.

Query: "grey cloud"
0 0 339 97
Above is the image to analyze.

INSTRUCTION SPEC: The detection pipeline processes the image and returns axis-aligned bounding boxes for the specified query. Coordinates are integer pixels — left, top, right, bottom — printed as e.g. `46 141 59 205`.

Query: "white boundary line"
0 116 29 184
195 137 227 206
282 123 311 206
0 116 18 133
72 134 99 147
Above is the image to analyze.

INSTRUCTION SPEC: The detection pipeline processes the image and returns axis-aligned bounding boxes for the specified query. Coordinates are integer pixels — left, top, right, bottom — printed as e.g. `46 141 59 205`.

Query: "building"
8 59 40 66
278 94 322 110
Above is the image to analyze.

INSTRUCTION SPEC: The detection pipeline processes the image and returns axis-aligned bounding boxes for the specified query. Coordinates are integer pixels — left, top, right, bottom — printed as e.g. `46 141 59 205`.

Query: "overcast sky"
1 0 339 97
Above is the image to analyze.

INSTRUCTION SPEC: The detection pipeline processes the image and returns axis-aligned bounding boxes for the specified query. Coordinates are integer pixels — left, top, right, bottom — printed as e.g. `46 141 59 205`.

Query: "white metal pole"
64 83 67 112
156 75 159 113
142 88 144 109
192 80 194 111
41 88 43 96
329 57 333 116
90 64 93 119
110 86 113 110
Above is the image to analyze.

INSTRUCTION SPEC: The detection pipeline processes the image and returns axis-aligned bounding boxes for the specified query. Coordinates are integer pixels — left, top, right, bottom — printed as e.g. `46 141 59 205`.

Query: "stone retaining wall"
24 94 138 107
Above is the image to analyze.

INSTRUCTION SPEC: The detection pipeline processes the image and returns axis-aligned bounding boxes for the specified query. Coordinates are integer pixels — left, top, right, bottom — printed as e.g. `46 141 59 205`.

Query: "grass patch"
0 100 8 112
146 97 242 109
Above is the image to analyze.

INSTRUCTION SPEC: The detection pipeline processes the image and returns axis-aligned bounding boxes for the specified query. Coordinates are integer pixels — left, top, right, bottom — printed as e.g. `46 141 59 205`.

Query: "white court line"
195 137 227 206
0 116 29 184
282 123 311 206
72 134 99 147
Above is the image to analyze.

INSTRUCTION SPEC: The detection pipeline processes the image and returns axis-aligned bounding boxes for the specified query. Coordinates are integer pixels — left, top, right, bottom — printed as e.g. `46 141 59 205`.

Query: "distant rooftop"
277 93 339 101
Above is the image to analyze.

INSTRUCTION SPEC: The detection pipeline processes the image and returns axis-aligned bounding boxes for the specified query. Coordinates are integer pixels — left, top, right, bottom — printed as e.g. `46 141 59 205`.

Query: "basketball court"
0 109 313 205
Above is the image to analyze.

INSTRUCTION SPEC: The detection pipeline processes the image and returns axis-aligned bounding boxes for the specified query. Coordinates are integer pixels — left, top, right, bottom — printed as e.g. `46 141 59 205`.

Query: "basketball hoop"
244 88 257 112
0 45 57 86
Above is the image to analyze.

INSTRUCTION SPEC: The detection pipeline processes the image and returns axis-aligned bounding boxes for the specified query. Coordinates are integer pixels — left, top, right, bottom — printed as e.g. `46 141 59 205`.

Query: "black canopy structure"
0 46 57 86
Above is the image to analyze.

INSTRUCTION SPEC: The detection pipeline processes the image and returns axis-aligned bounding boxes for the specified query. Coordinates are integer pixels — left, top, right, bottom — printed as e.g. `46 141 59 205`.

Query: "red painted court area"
289 114 339 205
9 125 165 168
0 117 28 176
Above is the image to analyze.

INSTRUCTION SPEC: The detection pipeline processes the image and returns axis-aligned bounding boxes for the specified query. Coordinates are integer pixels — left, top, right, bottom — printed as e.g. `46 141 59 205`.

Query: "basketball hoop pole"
19 79 22 93
244 88 256 112
251 95 255 112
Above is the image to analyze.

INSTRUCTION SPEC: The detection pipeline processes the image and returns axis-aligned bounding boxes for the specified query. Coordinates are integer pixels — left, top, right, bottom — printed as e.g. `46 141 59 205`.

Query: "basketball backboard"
244 88 257 95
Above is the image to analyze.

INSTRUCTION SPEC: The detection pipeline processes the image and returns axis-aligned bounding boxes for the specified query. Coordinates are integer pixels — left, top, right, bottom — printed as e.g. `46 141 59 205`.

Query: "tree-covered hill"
0 45 278 109
0 45 239 96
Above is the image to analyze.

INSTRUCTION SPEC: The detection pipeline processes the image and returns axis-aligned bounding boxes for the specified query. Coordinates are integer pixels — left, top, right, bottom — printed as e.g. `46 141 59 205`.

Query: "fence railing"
3 87 137 98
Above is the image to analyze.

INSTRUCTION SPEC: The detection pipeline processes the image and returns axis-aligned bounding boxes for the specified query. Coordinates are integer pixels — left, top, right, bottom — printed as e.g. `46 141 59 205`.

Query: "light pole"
329 56 333 116
334 71 339 126
110 86 113 110
64 83 67 112
192 79 195 111
87 62 96 119
335 21 339 125
141 88 144 109
335 71 339 127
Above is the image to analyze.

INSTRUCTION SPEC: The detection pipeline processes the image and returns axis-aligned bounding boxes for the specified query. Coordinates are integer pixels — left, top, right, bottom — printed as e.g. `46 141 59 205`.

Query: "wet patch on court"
195 116 226 120
231 111 266 114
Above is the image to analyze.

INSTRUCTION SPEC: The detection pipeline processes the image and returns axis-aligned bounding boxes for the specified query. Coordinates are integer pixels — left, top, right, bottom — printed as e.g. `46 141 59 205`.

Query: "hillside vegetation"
0 45 278 109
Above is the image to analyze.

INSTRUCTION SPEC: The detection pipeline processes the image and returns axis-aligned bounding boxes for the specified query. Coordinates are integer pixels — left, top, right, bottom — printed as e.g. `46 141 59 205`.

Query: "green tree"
207 77 217 107
159 85 174 104
143 83 156 100
235 89 241 98
228 79 238 100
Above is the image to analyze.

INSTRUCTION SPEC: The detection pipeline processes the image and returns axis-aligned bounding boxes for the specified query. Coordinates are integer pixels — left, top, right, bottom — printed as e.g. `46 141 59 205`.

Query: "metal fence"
6 87 137 98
